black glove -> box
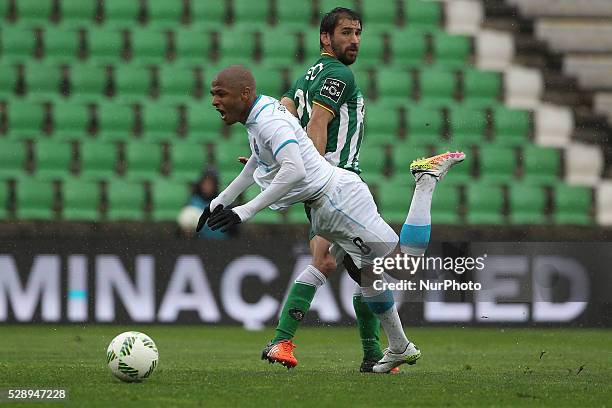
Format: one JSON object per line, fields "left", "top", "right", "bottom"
{"left": 196, "top": 204, "right": 223, "bottom": 232}
{"left": 207, "top": 207, "right": 242, "bottom": 232}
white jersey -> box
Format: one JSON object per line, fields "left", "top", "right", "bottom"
{"left": 245, "top": 95, "right": 335, "bottom": 210}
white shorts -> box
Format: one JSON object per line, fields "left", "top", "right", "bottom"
{"left": 309, "top": 169, "right": 399, "bottom": 268}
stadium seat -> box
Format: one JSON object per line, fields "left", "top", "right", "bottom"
{"left": 105, "top": 179, "right": 145, "bottom": 220}
{"left": 358, "top": 146, "right": 386, "bottom": 176}
{"left": 508, "top": 183, "right": 547, "bottom": 225}
{"left": 141, "top": 102, "right": 180, "bottom": 142}
{"left": 462, "top": 69, "right": 502, "bottom": 108}
{"left": 146, "top": 0, "right": 184, "bottom": 28}
{"left": 79, "top": 140, "right": 118, "bottom": 180}
{"left": 448, "top": 106, "right": 487, "bottom": 148}
{"left": 405, "top": 105, "right": 443, "bottom": 146}
{"left": 553, "top": 184, "right": 592, "bottom": 225}
{"left": 492, "top": 107, "right": 531, "bottom": 146}
{"left": 185, "top": 102, "right": 224, "bottom": 143}
{"left": 465, "top": 183, "right": 504, "bottom": 224}
{"left": 361, "top": 0, "right": 397, "bottom": 26}
{"left": 97, "top": 102, "right": 135, "bottom": 141}
{"left": 15, "top": 0, "right": 53, "bottom": 26}
{"left": 42, "top": 27, "right": 80, "bottom": 63}
{"left": 378, "top": 179, "right": 414, "bottom": 224}
{"left": 232, "top": 0, "right": 270, "bottom": 25}
{"left": 59, "top": 0, "right": 98, "bottom": 27}
{"left": 157, "top": 65, "right": 196, "bottom": 102}
{"left": 87, "top": 29, "right": 125, "bottom": 62}
{"left": 69, "top": 64, "right": 108, "bottom": 102}
{"left": 250, "top": 65, "right": 285, "bottom": 98}
{"left": 124, "top": 141, "right": 163, "bottom": 181}
{"left": 129, "top": 28, "right": 168, "bottom": 63}
{"left": 276, "top": 0, "right": 313, "bottom": 26}
{"left": 52, "top": 102, "right": 91, "bottom": 141}
{"left": 16, "top": 178, "right": 56, "bottom": 220}
{"left": 432, "top": 33, "right": 471, "bottom": 68}
{"left": 169, "top": 142, "right": 207, "bottom": 181}
{"left": 319, "top": 0, "right": 356, "bottom": 16}
{"left": 365, "top": 104, "right": 401, "bottom": 144}
{"left": 61, "top": 178, "right": 101, "bottom": 220}
{"left": 0, "top": 63, "right": 18, "bottom": 99}
{"left": 356, "top": 31, "right": 385, "bottom": 67}
{"left": 285, "top": 204, "right": 309, "bottom": 224}
{"left": 404, "top": 0, "right": 442, "bottom": 29}
{"left": 521, "top": 145, "right": 560, "bottom": 185}
{"left": 174, "top": 28, "right": 212, "bottom": 63}
{"left": 376, "top": 68, "right": 413, "bottom": 103}
{"left": 190, "top": 0, "right": 227, "bottom": 27}
{"left": 389, "top": 29, "right": 427, "bottom": 67}
{"left": 33, "top": 139, "right": 73, "bottom": 180}
{"left": 0, "top": 26, "right": 36, "bottom": 62}
{"left": 24, "top": 63, "right": 62, "bottom": 101}
{"left": 103, "top": 0, "right": 141, "bottom": 27}
{"left": 0, "top": 180, "right": 8, "bottom": 219}
{"left": 6, "top": 101, "right": 46, "bottom": 140}
{"left": 215, "top": 141, "right": 250, "bottom": 173}
{"left": 478, "top": 145, "right": 516, "bottom": 184}
{"left": 419, "top": 69, "right": 457, "bottom": 107}
{"left": 0, "top": 140, "right": 26, "bottom": 179}
{"left": 431, "top": 183, "right": 461, "bottom": 224}
{"left": 0, "top": 0, "right": 8, "bottom": 20}
{"left": 151, "top": 179, "right": 190, "bottom": 221}
{"left": 259, "top": 27, "right": 299, "bottom": 65}
{"left": 392, "top": 145, "right": 429, "bottom": 174}
{"left": 218, "top": 26, "right": 257, "bottom": 62}
{"left": 304, "top": 28, "right": 324, "bottom": 62}
{"left": 113, "top": 65, "right": 152, "bottom": 102}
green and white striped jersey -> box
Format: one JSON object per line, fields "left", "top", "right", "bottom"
{"left": 284, "top": 53, "right": 364, "bottom": 174}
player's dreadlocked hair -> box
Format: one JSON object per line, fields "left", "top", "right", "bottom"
{"left": 319, "top": 7, "right": 363, "bottom": 50}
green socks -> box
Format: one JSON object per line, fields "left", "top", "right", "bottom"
{"left": 353, "top": 294, "right": 384, "bottom": 361}
{"left": 272, "top": 282, "right": 317, "bottom": 343}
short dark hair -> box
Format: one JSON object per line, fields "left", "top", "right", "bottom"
{"left": 319, "top": 7, "right": 362, "bottom": 50}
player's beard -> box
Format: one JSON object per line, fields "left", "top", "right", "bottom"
{"left": 332, "top": 41, "right": 358, "bottom": 65}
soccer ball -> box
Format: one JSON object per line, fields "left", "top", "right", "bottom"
{"left": 106, "top": 331, "right": 159, "bottom": 382}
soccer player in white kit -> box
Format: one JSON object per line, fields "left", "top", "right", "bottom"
{"left": 197, "top": 66, "right": 465, "bottom": 373}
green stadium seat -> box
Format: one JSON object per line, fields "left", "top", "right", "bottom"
{"left": 431, "top": 183, "right": 460, "bottom": 224}
{"left": 0, "top": 63, "right": 18, "bottom": 99}
{"left": 276, "top": 0, "right": 313, "bottom": 26}
{"left": 389, "top": 29, "right": 427, "bottom": 67}
{"left": 33, "top": 139, "right": 73, "bottom": 180}
{"left": 405, "top": 105, "right": 443, "bottom": 146}
{"left": 157, "top": 65, "right": 196, "bottom": 102}
{"left": 185, "top": 101, "right": 224, "bottom": 143}
{"left": 0, "top": 180, "right": 8, "bottom": 219}
{"left": 432, "top": 33, "right": 471, "bottom": 68}
{"left": 103, "top": 0, "right": 141, "bottom": 27}
{"left": 233, "top": 0, "right": 270, "bottom": 25}
{"left": 354, "top": 31, "right": 384, "bottom": 67}
{"left": 304, "top": 28, "right": 323, "bottom": 61}
{"left": 215, "top": 141, "right": 250, "bottom": 173}
{"left": 146, "top": 0, "right": 183, "bottom": 28}
{"left": 87, "top": 28, "right": 124, "bottom": 62}
{"left": 391, "top": 145, "right": 429, "bottom": 174}
{"left": 169, "top": 142, "right": 207, "bottom": 181}
{"left": 16, "top": 178, "right": 55, "bottom": 220}
{"left": 105, "top": 179, "right": 145, "bottom": 220}
{"left": 61, "top": 177, "right": 101, "bottom": 220}
{"left": 130, "top": 28, "right": 168, "bottom": 63}
{"left": 42, "top": 27, "right": 80, "bottom": 63}
{"left": 465, "top": 183, "right": 504, "bottom": 225}
{"left": 358, "top": 146, "right": 386, "bottom": 176}
{"left": 250, "top": 65, "right": 286, "bottom": 98}
{"left": 141, "top": 102, "right": 179, "bottom": 142}
{"left": 52, "top": 102, "right": 91, "bottom": 140}
{"left": 59, "top": 0, "right": 98, "bottom": 27}
{"left": 553, "top": 184, "right": 592, "bottom": 225}
{"left": 522, "top": 145, "right": 560, "bottom": 185}
{"left": 97, "top": 102, "right": 135, "bottom": 141}
{"left": 376, "top": 68, "right": 413, "bottom": 103}
{"left": 378, "top": 179, "right": 414, "bottom": 224}
{"left": 174, "top": 28, "right": 212, "bottom": 63}
{"left": 69, "top": 64, "right": 108, "bottom": 102}
{"left": 250, "top": 207, "right": 282, "bottom": 224}
{"left": 259, "top": 27, "right": 299, "bottom": 65}
{"left": 448, "top": 106, "right": 487, "bottom": 148}
{"left": 0, "top": 140, "right": 26, "bottom": 179}
{"left": 113, "top": 65, "right": 152, "bottom": 102}
{"left": 24, "top": 63, "right": 62, "bottom": 101}
{"left": 361, "top": 0, "right": 397, "bottom": 25}
{"left": 0, "top": 26, "right": 36, "bottom": 62}
{"left": 508, "top": 183, "right": 547, "bottom": 225}
{"left": 0, "top": 0, "right": 8, "bottom": 20}
{"left": 124, "top": 141, "right": 163, "bottom": 181}
{"left": 6, "top": 101, "right": 46, "bottom": 140}
{"left": 319, "top": 0, "right": 356, "bottom": 16}
{"left": 79, "top": 140, "right": 118, "bottom": 180}
{"left": 16, "top": 0, "right": 53, "bottom": 26}
{"left": 218, "top": 26, "right": 257, "bottom": 62}
{"left": 419, "top": 69, "right": 457, "bottom": 107}
{"left": 492, "top": 107, "right": 530, "bottom": 146}
{"left": 462, "top": 69, "right": 501, "bottom": 108}
{"left": 365, "top": 103, "right": 401, "bottom": 139}
{"left": 190, "top": 0, "right": 227, "bottom": 27}
{"left": 478, "top": 145, "right": 516, "bottom": 184}
{"left": 405, "top": 0, "right": 442, "bottom": 29}
{"left": 151, "top": 179, "right": 190, "bottom": 221}
{"left": 285, "top": 204, "right": 308, "bottom": 224}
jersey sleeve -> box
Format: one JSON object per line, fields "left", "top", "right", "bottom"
{"left": 259, "top": 119, "right": 300, "bottom": 162}
{"left": 311, "top": 65, "right": 356, "bottom": 116}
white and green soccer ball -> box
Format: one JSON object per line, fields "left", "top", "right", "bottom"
{"left": 106, "top": 331, "right": 159, "bottom": 382}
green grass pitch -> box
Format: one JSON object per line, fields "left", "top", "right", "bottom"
{"left": 0, "top": 326, "right": 610, "bottom": 407}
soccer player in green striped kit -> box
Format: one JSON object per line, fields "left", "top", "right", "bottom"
{"left": 264, "top": 7, "right": 391, "bottom": 373}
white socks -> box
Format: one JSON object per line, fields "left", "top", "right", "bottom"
{"left": 295, "top": 265, "right": 326, "bottom": 288}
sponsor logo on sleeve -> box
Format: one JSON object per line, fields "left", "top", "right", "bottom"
{"left": 320, "top": 78, "right": 346, "bottom": 104}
